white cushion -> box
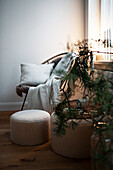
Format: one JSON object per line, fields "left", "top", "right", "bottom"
{"left": 52, "top": 52, "right": 76, "bottom": 78}
{"left": 20, "top": 63, "right": 54, "bottom": 85}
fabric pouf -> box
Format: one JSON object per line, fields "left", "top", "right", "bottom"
{"left": 10, "top": 110, "right": 50, "bottom": 146}
{"left": 50, "top": 113, "right": 93, "bottom": 158}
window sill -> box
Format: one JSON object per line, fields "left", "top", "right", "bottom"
{"left": 94, "top": 61, "right": 113, "bottom": 71}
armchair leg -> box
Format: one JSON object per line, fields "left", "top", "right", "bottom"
{"left": 21, "top": 93, "right": 28, "bottom": 111}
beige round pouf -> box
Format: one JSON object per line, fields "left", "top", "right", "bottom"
{"left": 10, "top": 110, "right": 50, "bottom": 146}
{"left": 50, "top": 113, "right": 93, "bottom": 158}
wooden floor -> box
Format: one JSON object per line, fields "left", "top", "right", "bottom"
{"left": 0, "top": 111, "right": 91, "bottom": 170}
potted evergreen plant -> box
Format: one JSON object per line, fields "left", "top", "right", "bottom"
{"left": 51, "top": 39, "right": 113, "bottom": 168}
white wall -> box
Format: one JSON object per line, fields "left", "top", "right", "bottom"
{"left": 0, "top": 0, "right": 85, "bottom": 110}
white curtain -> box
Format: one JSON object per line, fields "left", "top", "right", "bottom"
{"left": 101, "top": 0, "right": 113, "bottom": 60}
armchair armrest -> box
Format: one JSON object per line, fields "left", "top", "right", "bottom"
{"left": 16, "top": 85, "right": 30, "bottom": 97}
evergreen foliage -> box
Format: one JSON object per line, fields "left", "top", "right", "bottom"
{"left": 54, "top": 40, "right": 113, "bottom": 167}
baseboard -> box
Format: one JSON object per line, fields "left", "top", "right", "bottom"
{"left": 0, "top": 102, "right": 28, "bottom": 111}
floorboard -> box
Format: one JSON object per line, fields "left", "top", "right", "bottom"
{"left": 0, "top": 111, "right": 91, "bottom": 170}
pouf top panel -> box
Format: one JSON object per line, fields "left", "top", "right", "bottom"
{"left": 11, "top": 110, "right": 50, "bottom": 122}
